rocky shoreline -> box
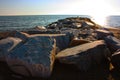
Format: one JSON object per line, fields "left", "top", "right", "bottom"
{"left": 0, "top": 17, "right": 120, "bottom": 80}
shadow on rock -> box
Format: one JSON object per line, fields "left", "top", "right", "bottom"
{"left": 110, "top": 68, "right": 120, "bottom": 80}
{"left": 50, "top": 60, "right": 110, "bottom": 80}
{"left": 0, "top": 59, "right": 110, "bottom": 80}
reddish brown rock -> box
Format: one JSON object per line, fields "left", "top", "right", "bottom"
{"left": 56, "top": 40, "right": 111, "bottom": 71}
{"left": 69, "top": 38, "right": 90, "bottom": 47}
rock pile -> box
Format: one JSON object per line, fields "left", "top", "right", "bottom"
{"left": 0, "top": 17, "right": 120, "bottom": 79}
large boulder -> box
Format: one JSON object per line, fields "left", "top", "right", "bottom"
{"left": 6, "top": 35, "right": 56, "bottom": 78}
{"left": 56, "top": 40, "right": 111, "bottom": 71}
{"left": 104, "top": 36, "right": 120, "bottom": 53}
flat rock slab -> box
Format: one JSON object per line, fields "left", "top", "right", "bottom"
{"left": 56, "top": 40, "right": 111, "bottom": 71}
{"left": 69, "top": 38, "right": 90, "bottom": 47}
{"left": 6, "top": 36, "right": 56, "bottom": 78}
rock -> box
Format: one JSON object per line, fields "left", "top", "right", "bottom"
{"left": 104, "top": 36, "right": 120, "bottom": 53}
{"left": 106, "top": 27, "right": 120, "bottom": 39}
{"left": 111, "top": 49, "right": 120, "bottom": 70}
{"left": 23, "top": 29, "right": 60, "bottom": 35}
{"left": 13, "top": 31, "right": 30, "bottom": 41}
{"left": 55, "top": 33, "right": 73, "bottom": 51}
{"left": 46, "top": 17, "right": 100, "bottom": 30}
{"left": 0, "top": 31, "right": 16, "bottom": 39}
{"left": 60, "top": 28, "right": 96, "bottom": 42}
{"left": 56, "top": 40, "right": 111, "bottom": 71}
{"left": 0, "top": 31, "right": 29, "bottom": 41}
{"left": 72, "top": 22, "right": 82, "bottom": 28}
{"left": 60, "top": 28, "right": 80, "bottom": 37}
{"left": 6, "top": 36, "right": 56, "bottom": 78}
{"left": 34, "top": 26, "right": 46, "bottom": 30}
{"left": 0, "top": 37, "right": 22, "bottom": 61}
{"left": 94, "top": 29, "right": 114, "bottom": 39}
{"left": 78, "top": 29, "right": 94, "bottom": 38}
{"left": 47, "top": 22, "right": 58, "bottom": 29}
{"left": 69, "top": 38, "right": 90, "bottom": 47}
{"left": 29, "top": 34, "right": 73, "bottom": 52}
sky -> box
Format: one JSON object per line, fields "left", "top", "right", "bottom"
{"left": 0, "top": 0, "right": 120, "bottom": 16}
{"left": 0, "top": 0, "right": 120, "bottom": 25}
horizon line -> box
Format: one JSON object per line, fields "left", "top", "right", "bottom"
{"left": 0, "top": 14, "right": 120, "bottom": 16}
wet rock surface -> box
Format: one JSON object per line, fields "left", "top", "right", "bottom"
{"left": 0, "top": 17, "right": 120, "bottom": 80}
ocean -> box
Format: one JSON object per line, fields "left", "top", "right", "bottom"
{"left": 105, "top": 16, "right": 120, "bottom": 27}
{"left": 0, "top": 15, "right": 120, "bottom": 30}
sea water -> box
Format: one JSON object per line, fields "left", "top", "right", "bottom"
{"left": 0, "top": 15, "right": 120, "bottom": 30}
{"left": 105, "top": 16, "right": 120, "bottom": 27}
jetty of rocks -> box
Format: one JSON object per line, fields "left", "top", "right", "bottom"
{"left": 0, "top": 17, "right": 120, "bottom": 80}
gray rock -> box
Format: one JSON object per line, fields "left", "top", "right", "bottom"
{"left": 0, "top": 31, "right": 29, "bottom": 41}
{"left": 0, "top": 37, "right": 22, "bottom": 61}
{"left": 29, "top": 34, "right": 73, "bottom": 52}
{"left": 46, "top": 17, "right": 98, "bottom": 30}
{"left": 13, "top": 31, "right": 29, "bottom": 41}
{"left": 54, "top": 33, "right": 72, "bottom": 51}
{"left": 34, "top": 26, "right": 46, "bottom": 30}
{"left": 60, "top": 28, "right": 80, "bottom": 37}
{"left": 94, "top": 29, "right": 114, "bottom": 39}
{"left": 6, "top": 36, "right": 56, "bottom": 78}
{"left": 23, "top": 29, "right": 60, "bottom": 35}
{"left": 104, "top": 36, "right": 120, "bottom": 53}
{"left": 56, "top": 40, "right": 111, "bottom": 71}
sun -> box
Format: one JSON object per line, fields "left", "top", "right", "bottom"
{"left": 91, "top": 14, "right": 107, "bottom": 26}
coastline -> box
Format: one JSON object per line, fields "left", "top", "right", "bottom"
{"left": 0, "top": 17, "right": 120, "bottom": 80}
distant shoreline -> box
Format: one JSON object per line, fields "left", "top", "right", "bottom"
{"left": 0, "top": 14, "right": 120, "bottom": 17}
{"left": 0, "top": 15, "right": 120, "bottom": 30}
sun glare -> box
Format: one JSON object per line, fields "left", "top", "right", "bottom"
{"left": 85, "top": 0, "right": 114, "bottom": 26}
{"left": 49, "top": 0, "right": 116, "bottom": 26}
{"left": 91, "top": 14, "right": 107, "bottom": 26}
